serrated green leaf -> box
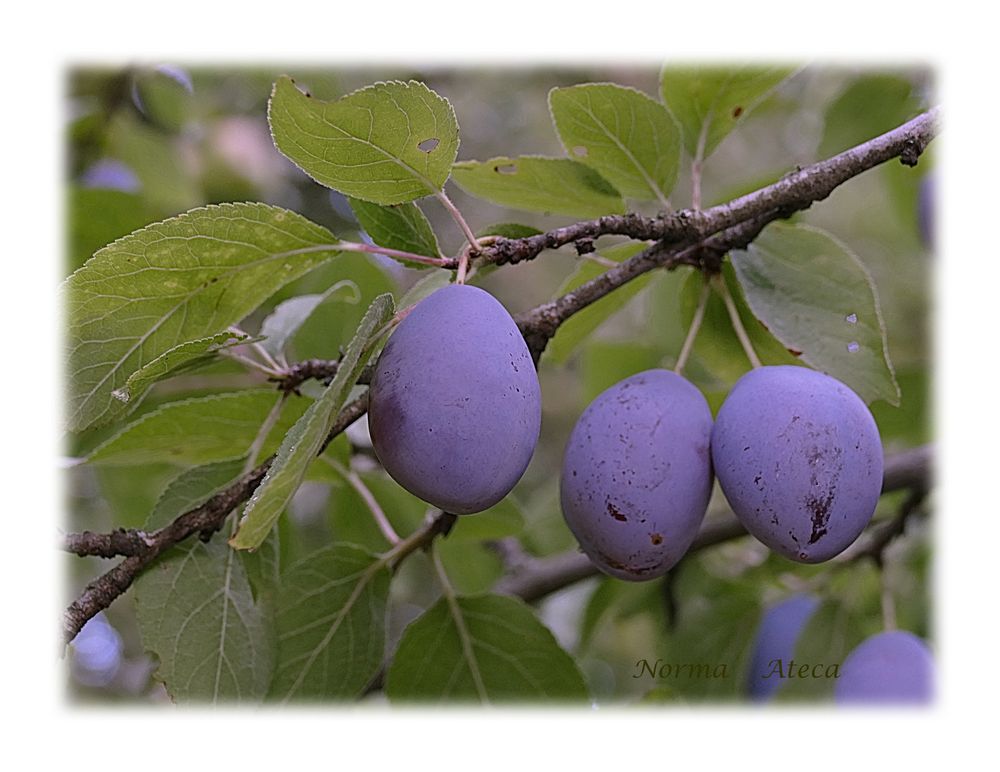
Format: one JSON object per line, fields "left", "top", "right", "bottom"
{"left": 386, "top": 593, "right": 589, "bottom": 703}
{"left": 269, "top": 77, "right": 459, "bottom": 205}
{"left": 110, "top": 331, "right": 246, "bottom": 407}
{"left": 65, "top": 202, "right": 342, "bottom": 432}
{"left": 547, "top": 242, "right": 651, "bottom": 363}
{"left": 660, "top": 66, "right": 794, "bottom": 158}
{"left": 731, "top": 223, "right": 900, "bottom": 405}
{"left": 269, "top": 543, "right": 390, "bottom": 701}
{"left": 452, "top": 156, "right": 624, "bottom": 218}
{"left": 231, "top": 295, "right": 394, "bottom": 551}
{"left": 134, "top": 460, "right": 275, "bottom": 703}
{"left": 348, "top": 198, "right": 441, "bottom": 261}
{"left": 549, "top": 83, "right": 681, "bottom": 204}
{"left": 86, "top": 390, "right": 309, "bottom": 467}
{"left": 259, "top": 280, "right": 360, "bottom": 358}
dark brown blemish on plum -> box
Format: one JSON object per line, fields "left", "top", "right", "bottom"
{"left": 606, "top": 501, "right": 627, "bottom": 522}
{"left": 805, "top": 489, "right": 834, "bottom": 544}
{"left": 649, "top": 533, "right": 663, "bottom": 545}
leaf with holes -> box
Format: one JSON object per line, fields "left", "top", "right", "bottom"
{"left": 548, "top": 242, "right": 652, "bottom": 363}
{"left": 268, "top": 543, "right": 390, "bottom": 701}
{"left": 134, "top": 460, "right": 275, "bottom": 703}
{"left": 731, "top": 223, "right": 900, "bottom": 405}
{"left": 386, "top": 593, "right": 589, "bottom": 702}
{"left": 85, "top": 390, "right": 309, "bottom": 467}
{"left": 111, "top": 331, "right": 247, "bottom": 407}
{"left": 660, "top": 66, "right": 794, "bottom": 158}
{"left": 64, "top": 202, "right": 341, "bottom": 432}
{"left": 549, "top": 83, "right": 681, "bottom": 204}
{"left": 452, "top": 156, "right": 624, "bottom": 218}
{"left": 230, "top": 294, "right": 394, "bottom": 551}
{"left": 259, "top": 281, "right": 360, "bottom": 359}
{"left": 348, "top": 198, "right": 441, "bottom": 262}
{"left": 269, "top": 77, "right": 459, "bottom": 205}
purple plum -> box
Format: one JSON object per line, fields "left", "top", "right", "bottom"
{"left": 712, "top": 366, "right": 883, "bottom": 563}
{"left": 368, "top": 284, "right": 540, "bottom": 514}
{"left": 835, "top": 630, "right": 934, "bottom": 705}
{"left": 560, "top": 370, "right": 714, "bottom": 581}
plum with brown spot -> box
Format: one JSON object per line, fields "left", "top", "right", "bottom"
{"left": 711, "top": 366, "right": 882, "bottom": 563}
{"left": 560, "top": 370, "right": 714, "bottom": 581}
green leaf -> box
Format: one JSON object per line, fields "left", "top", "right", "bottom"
{"left": 269, "top": 77, "right": 459, "bottom": 205}
{"left": 86, "top": 390, "right": 308, "bottom": 467}
{"left": 731, "top": 223, "right": 900, "bottom": 405}
{"left": 269, "top": 543, "right": 390, "bottom": 701}
{"left": 230, "top": 295, "right": 395, "bottom": 551}
{"left": 659, "top": 66, "right": 793, "bottom": 158}
{"left": 110, "top": 331, "right": 247, "bottom": 407}
{"left": 549, "top": 83, "right": 681, "bottom": 203}
{"left": 68, "top": 187, "right": 152, "bottom": 274}
{"left": 65, "top": 202, "right": 341, "bottom": 432}
{"left": 547, "top": 242, "right": 651, "bottom": 363}
{"left": 134, "top": 461, "right": 275, "bottom": 703}
{"left": 348, "top": 198, "right": 441, "bottom": 261}
{"left": 819, "top": 74, "right": 923, "bottom": 158}
{"left": 258, "top": 280, "right": 360, "bottom": 358}
{"left": 452, "top": 156, "right": 624, "bottom": 218}
{"left": 386, "top": 593, "right": 589, "bottom": 703}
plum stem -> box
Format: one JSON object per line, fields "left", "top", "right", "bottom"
{"left": 713, "top": 273, "right": 762, "bottom": 368}
{"left": 674, "top": 277, "right": 711, "bottom": 375}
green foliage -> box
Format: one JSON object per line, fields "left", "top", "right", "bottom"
{"left": 659, "top": 66, "right": 793, "bottom": 158}
{"left": 67, "top": 187, "right": 152, "bottom": 273}
{"left": 269, "top": 77, "right": 459, "bottom": 204}
{"left": 134, "top": 461, "right": 275, "bottom": 703}
{"left": 452, "top": 156, "right": 625, "bottom": 217}
{"left": 269, "top": 544, "right": 390, "bottom": 701}
{"left": 549, "top": 83, "right": 681, "bottom": 203}
{"left": 386, "top": 593, "right": 589, "bottom": 702}
{"left": 348, "top": 198, "right": 442, "bottom": 260}
{"left": 231, "top": 295, "right": 394, "bottom": 550}
{"left": 732, "top": 222, "right": 900, "bottom": 405}
{"left": 64, "top": 202, "right": 341, "bottom": 432}
{"left": 85, "top": 391, "right": 308, "bottom": 467}
{"left": 258, "top": 281, "right": 360, "bottom": 359}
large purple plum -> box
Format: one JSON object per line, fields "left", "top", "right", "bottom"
{"left": 560, "top": 370, "right": 714, "bottom": 581}
{"left": 711, "top": 366, "right": 883, "bottom": 563}
{"left": 835, "top": 630, "right": 934, "bottom": 705}
{"left": 746, "top": 594, "right": 820, "bottom": 702}
{"left": 368, "top": 284, "right": 541, "bottom": 515}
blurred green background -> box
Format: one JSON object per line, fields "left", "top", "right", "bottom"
{"left": 64, "top": 63, "right": 934, "bottom": 704}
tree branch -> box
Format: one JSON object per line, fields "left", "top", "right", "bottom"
{"left": 493, "top": 444, "right": 933, "bottom": 604}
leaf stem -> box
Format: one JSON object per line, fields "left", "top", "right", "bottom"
{"left": 219, "top": 349, "right": 284, "bottom": 378}
{"left": 674, "top": 278, "right": 711, "bottom": 375}
{"left": 712, "top": 273, "right": 762, "bottom": 369}
{"left": 436, "top": 189, "right": 481, "bottom": 253}
{"left": 337, "top": 241, "right": 452, "bottom": 268}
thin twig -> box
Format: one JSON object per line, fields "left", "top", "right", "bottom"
{"left": 713, "top": 273, "right": 762, "bottom": 369}
{"left": 674, "top": 277, "right": 711, "bottom": 375}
